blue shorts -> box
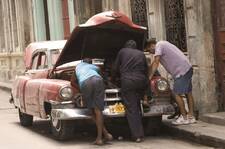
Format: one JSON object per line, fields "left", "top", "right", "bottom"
{"left": 81, "top": 76, "right": 105, "bottom": 111}
{"left": 173, "top": 68, "right": 193, "bottom": 94}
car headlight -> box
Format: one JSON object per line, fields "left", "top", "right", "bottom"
{"left": 59, "top": 86, "right": 73, "bottom": 100}
{"left": 157, "top": 79, "right": 169, "bottom": 91}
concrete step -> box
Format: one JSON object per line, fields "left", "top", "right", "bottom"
{"left": 163, "top": 119, "right": 225, "bottom": 148}
{"left": 201, "top": 112, "right": 225, "bottom": 126}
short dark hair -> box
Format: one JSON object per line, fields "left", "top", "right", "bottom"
{"left": 124, "top": 40, "right": 137, "bottom": 49}
{"left": 83, "top": 58, "right": 92, "bottom": 64}
{"left": 145, "top": 38, "right": 157, "bottom": 48}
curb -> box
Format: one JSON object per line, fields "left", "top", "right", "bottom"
{"left": 201, "top": 113, "right": 225, "bottom": 126}
{"left": 162, "top": 120, "right": 225, "bottom": 148}
{"left": 0, "top": 84, "right": 12, "bottom": 93}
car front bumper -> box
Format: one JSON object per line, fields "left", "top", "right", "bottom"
{"left": 51, "top": 102, "right": 175, "bottom": 120}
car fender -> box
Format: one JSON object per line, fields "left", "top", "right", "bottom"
{"left": 25, "top": 79, "right": 78, "bottom": 118}
{"left": 11, "top": 76, "right": 31, "bottom": 113}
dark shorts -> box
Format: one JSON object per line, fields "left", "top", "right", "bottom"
{"left": 173, "top": 68, "right": 193, "bottom": 94}
{"left": 80, "top": 76, "right": 105, "bottom": 111}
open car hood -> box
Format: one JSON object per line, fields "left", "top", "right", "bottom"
{"left": 54, "top": 11, "right": 147, "bottom": 69}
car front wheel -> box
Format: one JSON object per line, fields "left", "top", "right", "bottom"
{"left": 50, "top": 116, "right": 75, "bottom": 140}
{"left": 19, "top": 109, "right": 33, "bottom": 126}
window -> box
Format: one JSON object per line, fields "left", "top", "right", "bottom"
{"left": 46, "top": 0, "right": 64, "bottom": 40}
{"left": 32, "top": 0, "right": 50, "bottom": 41}
{"left": 74, "top": 0, "right": 102, "bottom": 24}
{"left": 0, "top": 0, "right": 5, "bottom": 52}
{"left": 38, "top": 52, "right": 47, "bottom": 69}
{"left": 164, "top": 0, "right": 187, "bottom": 52}
{"left": 31, "top": 54, "right": 39, "bottom": 70}
{"left": 31, "top": 52, "right": 47, "bottom": 70}
{"left": 130, "top": 0, "right": 148, "bottom": 27}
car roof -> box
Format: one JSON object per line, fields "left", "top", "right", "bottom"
{"left": 24, "top": 40, "right": 67, "bottom": 70}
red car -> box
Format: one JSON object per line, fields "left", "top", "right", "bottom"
{"left": 11, "top": 11, "right": 174, "bottom": 140}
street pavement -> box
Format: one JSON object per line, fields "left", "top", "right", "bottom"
{"left": 0, "top": 89, "right": 214, "bottom": 149}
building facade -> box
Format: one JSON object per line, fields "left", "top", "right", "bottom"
{"left": 0, "top": 0, "right": 133, "bottom": 83}
{"left": 0, "top": 0, "right": 224, "bottom": 115}
{"left": 0, "top": 0, "right": 34, "bottom": 82}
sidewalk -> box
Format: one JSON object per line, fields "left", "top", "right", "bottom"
{"left": 163, "top": 116, "right": 225, "bottom": 148}
{"left": 0, "top": 81, "right": 225, "bottom": 148}
{"left": 0, "top": 81, "right": 12, "bottom": 92}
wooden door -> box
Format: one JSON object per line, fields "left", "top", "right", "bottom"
{"left": 213, "top": 0, "right": 225, "bottom": 110}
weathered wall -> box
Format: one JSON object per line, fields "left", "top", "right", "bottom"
{"left": 0, "top": 0, "right": 34, "bottom": 82}
{"left": 0, "top": 53, "right": 24, "bottom": 81}
{"left": 184, "top": 0, "right": 218, "bottom": 114}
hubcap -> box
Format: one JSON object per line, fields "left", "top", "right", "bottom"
{"left": 51, "top": 116, "right": 62, "bottom": 132}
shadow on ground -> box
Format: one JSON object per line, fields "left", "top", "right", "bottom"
{"left": 12, "top": 118, "right": 138, "bottom": 144}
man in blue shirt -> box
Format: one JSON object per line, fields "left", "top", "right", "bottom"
{"left": 72, "top": 58, "right": 112, "bottom": 145}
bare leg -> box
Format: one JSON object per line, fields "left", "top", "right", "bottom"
{"left": 91, "top": 110, "right": 113, "bottom": 141}
{"left": 175, "top": 94, "right": 187, "bottom": 116}
{"left": 92, "top": 108, "right": 103, "bottom": 145}
{"left": 186, "top": 92, "right": 194, "bottom": 116}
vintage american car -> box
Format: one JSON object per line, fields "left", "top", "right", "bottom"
{"left": 11, "top": 11, "right": 174, "bottom": 140}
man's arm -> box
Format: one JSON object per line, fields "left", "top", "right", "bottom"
{"left": 149, "top": 56, "right": 160, "bottom": 80}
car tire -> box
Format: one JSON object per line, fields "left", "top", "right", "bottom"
{"left": 50, "top": 116, "right": 75, "bottom": 141}
{"left": 19, "top": 109, "right": 33, "bottom": 126}
{"left": 143, "top": 115, "right": 162, "bottom": 136}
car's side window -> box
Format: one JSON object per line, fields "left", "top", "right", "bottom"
{"left": 37, "top": 52, "right": 47, "bottom": 69}
{"left": 31, "top": 54, "right": 39, "bottom": 70}
{"left": 31, "top": 51, "right": 47, "bottom": 70}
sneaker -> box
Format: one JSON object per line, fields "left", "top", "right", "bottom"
{"left": 188, "top": 115, "right": 197, "bottom": 124}
{"left": 172, "top": 115, "right": 189, "bottom": 125}
{"left": 167, "top": 112, "right": 180, "bottom": 119}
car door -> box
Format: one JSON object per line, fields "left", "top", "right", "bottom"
{"left": 24, "top": 50, "right": 49, "bottom": 117}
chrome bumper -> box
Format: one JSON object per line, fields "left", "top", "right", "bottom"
{"left": 143, "top": 103, "right": 175, "bottom": 117}
{"left": 51, "top": 108, "right": 126, "bottom": 120}
{"left": 51, "top": 109, "right": 92, "bottom": 120}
